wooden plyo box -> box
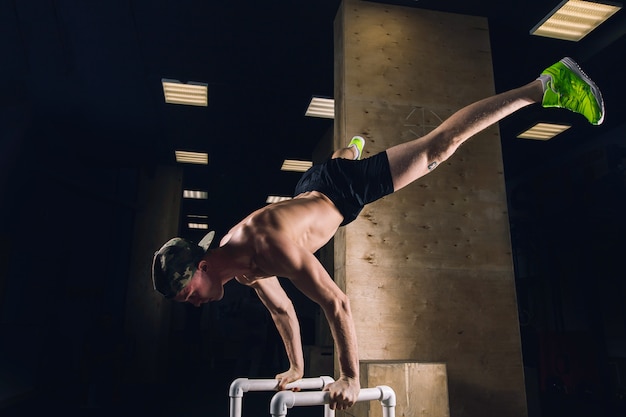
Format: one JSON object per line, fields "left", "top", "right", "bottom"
{"left": 340, "top": 361, "right": 450, "bottom": 417}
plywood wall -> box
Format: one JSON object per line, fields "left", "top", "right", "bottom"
{"left": 333, "top": 1, "right": 527, "bottom": 416}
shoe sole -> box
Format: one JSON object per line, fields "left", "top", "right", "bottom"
{"left": 560, "top": 57, "right": 605, "bottom": 125}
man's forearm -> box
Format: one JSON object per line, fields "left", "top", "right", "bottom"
{"left": 252, "top": 278, "right": 305, "bottom": 378}
{"left": 323, "top": 296, "right": 359, "bottom": 380}
{"left": 271, "top": 303, "right": 305, "bottom": 373}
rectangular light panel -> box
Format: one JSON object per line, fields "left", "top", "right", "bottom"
{"left": 531, "top": 0, "right": 622, "bottom": 41}
{"left": 176, "top": 150, "right": 208, "bottom": 165}
{"left": 517, "top": 123, "right": 571, "bottom": 140}
{"left": 281, "top": 159, "right": 312, "bottom": 172}
{"left": 183, "top": 190, "right": 209, "bottom": 199}
{"left": 266, "top": 196, "right": 292, "bottom": 204}
{"left": 187, "top": 214, "right": 209, "bottom": 219}
{"left": 162, "top": 79, "right": 208, "bottom": 106}
{"left": 305, "top": 97, "right": 334, "bottom": 119}
{"left": 188, "top": 223, "right": 209, "bottom": 229}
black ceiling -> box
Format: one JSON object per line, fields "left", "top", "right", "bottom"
{"left": 2, "top": 0, "right": 625, "bottom": 236}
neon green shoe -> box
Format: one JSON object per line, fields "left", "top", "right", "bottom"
{"left": 348, "top": 136, "right": 365, "bottom": 160}
{"left": 539, "top": 57, "right": 604, "bottom": 125}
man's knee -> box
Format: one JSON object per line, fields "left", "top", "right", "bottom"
{"left": 426, "top": 134, "right": 457, "bottom": 168}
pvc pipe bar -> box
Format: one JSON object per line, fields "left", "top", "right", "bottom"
{"left": 229, "top": 377, "right": 335, "bottom": 417}
{"left": 269, "top": 385, "right": 397, "bottom": 417}
{"left": 230, "top": 376, "right": 335, "bottom": 397}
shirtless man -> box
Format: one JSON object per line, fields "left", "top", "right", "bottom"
{"left": 152, "top": 58, "right": 604, "bottom": 410}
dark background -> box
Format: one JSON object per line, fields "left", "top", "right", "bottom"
{"left": 1, "top": 1, "right": 625, "bottom": 416}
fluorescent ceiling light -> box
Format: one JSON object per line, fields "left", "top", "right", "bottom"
{"left": 188, "top": 223, "right": 209, "bottom": 229}
{"left": 517, "top": 123, "right": 571, "bottom": 140}
{"left": 162, "top": 79, "right": 208, "bottom": 106}
{"left": 266, "top": 196, "right": 292, "bottom": 204}
{"left": 281, "top": 159, "right": 312, "bottom": 172}
{"left": 176, "top": 150, "right": 208, "bottom": 165}
{"left": 183, "top": 190, "right": 209, "bottom": 199}
{"left": 187, "top": 214, "right": 209, "bottom": 219}
{"left": 306, "top": 97, "right": 334, "bottom": 119}
{"left": 530, "top": 0, "right": 622, "bottom": 41}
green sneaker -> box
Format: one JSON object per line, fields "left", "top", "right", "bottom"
{"left": 540, "top": 57, "right": 604, "bottom": 125}
{"left": 348, "top": 136, "right": 365, "bottom": 160}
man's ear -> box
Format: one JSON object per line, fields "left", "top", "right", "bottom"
{"left": 198, "top": 260, "right": 209, "bottom": 272}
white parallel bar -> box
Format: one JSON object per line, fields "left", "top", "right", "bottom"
{"left": 229, "top": 377, "right": 335, "bottom": 417}
{"left": 269, "top": 385, "right": 396, "bottom": 417}
{"left": 230, "top": 376, "right": 335, "bottom": 397}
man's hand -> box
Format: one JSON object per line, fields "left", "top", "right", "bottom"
{"left": 275, "top": 367, "right": 304, "bottom": 391}
{"left": 323, "top": 376, "right": 361, "bottom": 410}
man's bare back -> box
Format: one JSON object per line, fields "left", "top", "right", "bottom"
{"left": 220, "top": 191, "right": 345, "bottom": 282}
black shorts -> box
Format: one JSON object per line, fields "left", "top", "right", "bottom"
{"left": 294, "top": 151, "right": 395, "bottom": 226}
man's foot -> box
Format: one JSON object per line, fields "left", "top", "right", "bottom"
{"left": 538, "top": 57, "right": 604, "bottom": 125}
{"left": 348, "top": 136, "right": 365, "bottom": 160}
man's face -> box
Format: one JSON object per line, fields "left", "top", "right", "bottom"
{"left": 173, "top": 267, "right": 224, "bottom": 306}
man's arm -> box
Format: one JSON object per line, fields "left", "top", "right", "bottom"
{"left": 251, "top": 276, "right": 305, "bottom": 389}
{"left": 255, "top": 237, "right": 361, "bottom": 410}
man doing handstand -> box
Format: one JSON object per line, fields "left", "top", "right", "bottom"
{"left": 152, "top": 58, "right": 604, "bottom": 410}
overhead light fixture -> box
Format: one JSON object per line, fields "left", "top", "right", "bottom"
{"left": 305, "top": 97, "right": 334, "bottom": 119}
{"left": 530, "top": 0, "right": 622, "bottom": 41}
{"left": 187, "top": 214, "right": 209, "bottom": 219}
{"left": 517, "top": 122, "right": 571, "bottom": 140}
{"left": 183, "top": 190, "right": 209, "bottom": 199}
{"left": 162, "top": 79, "right": 208, "bottom": 106}
{"left": 281, "top": 159, "right": 312, "bottom": 172}
{"left": 266, "top": 196, "right": 292, "bottom": 204}
{"left": 188, "top": 223, "right": 209, "bottom": 230}
{"left": 175, "top": 150, "right": 208, "bottom": 165}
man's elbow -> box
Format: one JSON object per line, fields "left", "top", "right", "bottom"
{"left": 269, "top": 299, "right": 297, "bottom": 318}
{"left": 322, "top": 293, "right": 352, "bottom": 318}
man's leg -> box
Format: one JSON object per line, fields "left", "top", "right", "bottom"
{"left": 387, "top": 55, "right": 605, "bottom": 191}
{"left": 386, "top": 80, "right": 543, "bottom": 191}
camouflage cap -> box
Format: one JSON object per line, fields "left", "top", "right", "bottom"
{"left": 151, "top": 231, "right": 215, "bottom": 299}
